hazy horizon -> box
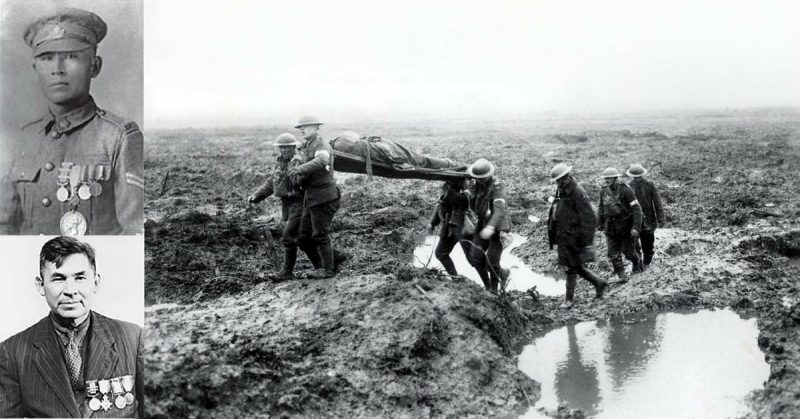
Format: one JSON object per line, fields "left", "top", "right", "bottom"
{"left": 145, "top": 0, "right": 800, "bottom": 129}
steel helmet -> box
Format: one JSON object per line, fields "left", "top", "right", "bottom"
{"left": 294, "top": 116, "right": 323, "bottom": 129}
{"left": 626, "top": 163, "right": 648, "bottom": 177}
{"left": 273, "top": 133, "right": 298, "bottom": 147}
{"left": 600, "top": 167, "right": 622, "bottom": 178}
{"left": 467, "top": 158, "right": 495, "bottom": 179}
{"left": 549, "top": 163, "right": 572, "bottom": 182}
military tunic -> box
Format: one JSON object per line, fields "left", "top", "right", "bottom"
{"left": 430, "top": 180, "right": 472, "bottom": 276}
{"left": 629, "top": 177, "right": 665, "bottom": 265}
{"left": 251, "top": 153, "right": 304, "bottom": 248}
{"left": 598, "top": 182, "right": 643, "bottom": 272}
{"left": 468, "top": 178, "right": 510, "bottom": 290}
{"left": 0, "top": 98, "right": 143, "bottom": 235}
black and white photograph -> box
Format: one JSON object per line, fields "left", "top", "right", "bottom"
{"left": 0, "top": 235, "right": 144, "bottom": 418}
{"left": 141, "top": 1, "right": 799, "bottom": 418}
{"left": 0, "top": 0, "right": 144, "bottom": 236}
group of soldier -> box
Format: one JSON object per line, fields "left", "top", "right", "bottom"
{"left": 248, "top": 119, "right": 665, "bottom": 309}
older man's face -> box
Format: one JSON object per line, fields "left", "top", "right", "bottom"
{"left": 604, "top": 177, "right": 617, "bottom": 187}
{"left": 298, "top": 124, "right": 319, "bottom": 140}
{"left": 36, "top": 253, "right": 99, "bottom": 322}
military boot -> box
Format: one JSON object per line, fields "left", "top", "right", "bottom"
{"left": 477, "top": 269, "right": 491, "bottom": 290}
{"left": 632, "top": 257, "right": 644, "bottom": 274}
{"left": 333, "top": 248, "right": 350, "bottom": 270}
{"left": 615, "top": 266, "right": 629, "bottom": 283}
{"left": 307, "top": 243, "right": 335, "bottom": 279}
{"left": 577, "top": 266, "right": 608, "bottom": 299}
{"left": 499, "top": 267, "right": 511, "bottom": 291}
{"left": 268, "top": 247, "right": 297, "bottom": 282}
{"left": 299, "top": 243, "right": 322, "bottom": 273}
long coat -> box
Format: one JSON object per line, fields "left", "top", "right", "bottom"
{"left": 549, "top": 177, "right": 597, "bottom": 267}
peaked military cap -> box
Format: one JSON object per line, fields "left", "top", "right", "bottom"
{"left": 24, "top": 8, "right": 107, "bottom": 56}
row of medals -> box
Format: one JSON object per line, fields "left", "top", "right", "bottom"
{"left": 85, "top": 375, "right": 135, "bottom": 412}
{"left": 57, "top": 163, "right": 108, "bottom": 236}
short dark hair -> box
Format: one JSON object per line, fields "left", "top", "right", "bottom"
{"left": 39, "top": 236, "right": 97, "bottom": 277}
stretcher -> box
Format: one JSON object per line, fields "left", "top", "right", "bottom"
{"left": 330, "top": 131, "right": 470, "bottom": 181}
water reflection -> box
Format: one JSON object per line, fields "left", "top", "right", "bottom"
{"left": 413, "top": 234, "right": 564, "bottom": 296}
{"left": 518, "top": 309, "right": 769, "bottom": 419}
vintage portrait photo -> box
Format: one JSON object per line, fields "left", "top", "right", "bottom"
{"left": 0, "top": 0, "right": 143, "bottom": 236}
{"left": 0, "top": 235, "right": 144, "bottom": 418}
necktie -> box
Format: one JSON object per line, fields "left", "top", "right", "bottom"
{"left": 65, "top": 331, "right": 82, "bottom": 386}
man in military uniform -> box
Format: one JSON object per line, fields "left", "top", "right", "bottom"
{"left": 597, "top": 167, "right": 644, "bottom": 283}
{"left": 466, "top": 158, "right": 510, "bottom": 294}
{"left": 0, "top": 236, "right": 143, "bottom": 418}
{"left": 547, "top": 164, "right": 607, "bottom": 308}
{"left": 248, "top": 133, "right": 306, "bottom": 281}
{"left": 626, "top": 163, "right": 665, "bottom": 268}
{"left": 429, "top": 178, "right": 472, "bottom": 276}
{"left": 0, "top": 8, "right": 143, "bottom": 236}
{"left": 287, "top": 116, "right": 341, "bottom": 279}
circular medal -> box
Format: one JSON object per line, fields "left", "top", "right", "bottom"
{"left": 115, "top": 395, "right": 126, "bottom": 409}
{"left": 60, "top": 211, "right": 87, "bottom": 236}
{"left": 88, "top": 397, "right": 101, "bottom": 411}
{"left": 90, "top": 181, "right": 103, "bottom": 197}
{"left": 125, "top": 392, "right": 135, "bottom": 406}
{"left": 56, "top": 186, "right": 70, "bottom": 202}
{"left": 78, "top": 183, "right": 92, "bottom": 200}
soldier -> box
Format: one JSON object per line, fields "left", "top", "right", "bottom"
{"left": 626, "top": 163, "right": 665, "bottom": 268}
{"left": 429, "top": 178, "right": 472, "bottom": 276}
{"left": 0, "top": 8, "right": 143, "bottom": 236}
{"left": 547, "top": 163, "right": 607, "bottom": 308}
{"left": 597, "top": 167, "right": 644, "bottom": 283}
{"left": 287, "top": 116, "right": 341, "bottom": 279}
{"left": 247, "top": 133, "right": 305, "bottom": 281}
{"left": 466, "top": 158, "right": 510, "bottom": 293}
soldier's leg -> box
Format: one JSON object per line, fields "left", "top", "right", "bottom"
{"left": 434, "top": 234, "right": 459, "bottom": 275}
{"left": 562, "top": 267, "right": 578, "bottom": 307}
{"left": 606, "top": 234, "right": 628, "bottom": 282}
{"left": 486, "top": 235, "right": 504, "bottom": 293}
{"left": 270, "top": 203, "right": 303, "bottom": 279}
{"left": 641, "top": 229, "right": 656, "bottom": 266}
{"left": 575, "top": 265, "right": 607, "bottom": 298}
{"left": 622, "top": 236, "right": 643, "bottom": 273}
{"left": 309, "top": 199, "right": 340, "bottom": 277}
{"left": 468, "top": 237, "right": 491, "bottom": 290}
{"left": 296, "top": 207, "right": 321, "bottom": 269}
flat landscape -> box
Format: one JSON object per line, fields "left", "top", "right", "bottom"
{"left": 143, "top": 109, "right": 800, "bottom": 418}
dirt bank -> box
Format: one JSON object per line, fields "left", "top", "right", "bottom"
{"left": 145, "top": 110, "right": 799, "bottom": 418}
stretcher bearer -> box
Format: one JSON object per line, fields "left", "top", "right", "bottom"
{"left": 429, "top": 178, "right": 472, "bottom": 276}
{"left": 598, "top": 167, "right": 643, "bottom": 282}
{"left": 248, "top": 133, "right": 305, "bottom": 281}
{"left": 547, "top": 163, "right": 607, "bottom": 308}
{"left": 626, "top": 163, "right": 665, "bottom": 268}
{"left": 466, "top": 158, "right": 510, "bottom": 293}
{"left": 288, "top": 116, "right": 341, "bottom": 279}
{"left": 0, "top": 8, "right": 143, "bottom": 235}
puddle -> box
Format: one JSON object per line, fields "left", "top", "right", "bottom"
{"left": 413, "top": 233, "right": 563, "bottom": 296}
{"left": 517, "top": 309, "right": 769, "bottom": 418}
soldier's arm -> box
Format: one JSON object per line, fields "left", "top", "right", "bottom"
{"left": 430, "top": 203, "right": 441, "bottom": 228}
{"left": 651, "top": 183, "right": 666, "bottom": 226}
{"left": 294, "top": 141, "right": 332, "bottom": 175}
{"left": 0, "top": 341, "right": 23, "bottom": 417}
{"left": 0, "top": 172, "right": 21, "bottom": 234}
{"left": 486, "top": 182, "right": 508, "bottom": 231}
{"left": 624, "top": 186, "right": 643, "bottom": 232}
{"left": 113, "top": 123, "right": 144, "bottom": 234}
{"left": 250, "top": 173, "right": 275, "bottom": 203}
{"left": 575, "top": 191, "right": 598, "bottom": 246}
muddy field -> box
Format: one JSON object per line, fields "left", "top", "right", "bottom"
{"left": 144, "top": 109, "right": 800, "bottom": 418}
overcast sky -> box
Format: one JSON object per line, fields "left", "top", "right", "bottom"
{"left": 145, "top": 0, "right": 800, "bottom": 128}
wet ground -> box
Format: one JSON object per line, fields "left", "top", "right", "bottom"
{"left": 413, "top": 233, "right": 564, "bottom": 296}
{"left": 518, "top": 309, "right": 770, "bottom": 419}
{"left": 144, "top": 111, "right": 800, "bottom": 418}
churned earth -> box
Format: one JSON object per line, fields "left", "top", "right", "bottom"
{"left": 144, "top": 109, "right": 799, "bottom": 418}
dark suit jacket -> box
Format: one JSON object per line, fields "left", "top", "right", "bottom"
{"left": 0, "top": 312, "right": 143, "bottom": 418}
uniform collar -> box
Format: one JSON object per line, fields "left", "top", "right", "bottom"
{"left": 558, "top": 177, "right": 577, "bottom": 196}
{"left": 41, "top": 96, "right": 99, "bottom": 137}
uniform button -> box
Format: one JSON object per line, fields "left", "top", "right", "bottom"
{"left": 41, "top": 198, "right": 52, "bottom": 207}
{"left": 19, "top": 171, "right": 25, "bottom": 178}
{"left": 51, "top": 131, "right": 60, "bottom": 138}
{"left": 44, "top": 162, "right": 55, "bottom": 171}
